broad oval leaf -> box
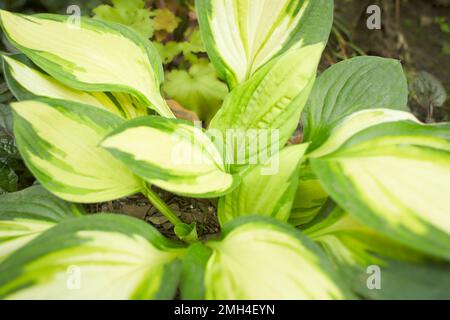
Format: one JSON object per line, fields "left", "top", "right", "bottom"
{"left": 302, "top": 56, "right": 409, "bottom": 151}
{"left": 11, "top": 99, "right": 143, "bottom": 203}
{"left": 0, "top": 214, "right": 185, "bottom": 300}
{"left": 209, "top": 44, "right": 323, "bottom": 171}
{"left": 218, "top": 144, "right": 308, "bottom": 226}
{"left": 0, "top": 10, "right": 173, "bottom": 117}
{"left": 181, "top": 217, "right": 351, "bottom": 300}
{"left": 2, "top": 55, "right": 148, "bottom": 119}
{"left": 311, "top": 120, "right": 450, "bottom": 260}
{"left": 196, "top": 0, "right": 333, "bottom": 88}
{"left": 0, "top": 185, "right": 83, "bottom": 262}
{"left": 102, "top": 116, "right": 236, "bottom": 198}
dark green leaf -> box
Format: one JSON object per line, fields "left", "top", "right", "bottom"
{"left": 302, "top": 56, "right": 409, "bottom": 151}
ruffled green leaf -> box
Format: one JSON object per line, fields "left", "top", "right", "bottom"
{"left": 164, "top": 60, "right": 228, "bottom": 123}
{"left": 93, "top": 0, "right": 154, "bottom": 39}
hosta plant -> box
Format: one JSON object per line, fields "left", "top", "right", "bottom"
{"left": 0, "top": 0, "right": 449, "bottom": 300}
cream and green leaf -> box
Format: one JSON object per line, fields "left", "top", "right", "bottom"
{"left": 196, "top": 0, "right": 333, "bottom": 88}
{"left": 311, "top": 120, "right": 450, "bottom": 260}
{"left": 304, "top": 204, "right": 450, "bottom": 300}
{"left": 218, "top": 144, "right": 309, "bottom": 226}
{"left": 102, "top": 116, "right": 236, "bottom": 198}
{"left": 0, "top": 186, "right": 83, "bottom": 262}
{"left": 308, "top": 108, "right": 419, "bottom": 158}
{"left": 209, "top": 44, "right": 323, "bottom": 171}
{"left": 0, "top": 214, "right": 185, "bottom": 300}
{"left": 181, "top": 217, "right": 351, "bottom": 300}
{"left": 2, "top": 55, "right": 147, "bottom": 119}
{"left": 0, "top": 10, "right": 174, "bottom": 118}
{"left": 302, "top": 56, "right": 409, "bottom": 151}
{"left": 11, "top": 99, "right": 142, "bottom": 203}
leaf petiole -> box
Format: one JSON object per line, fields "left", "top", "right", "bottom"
{"left": 142, "top": 184, "right": 182, "bottom": 226}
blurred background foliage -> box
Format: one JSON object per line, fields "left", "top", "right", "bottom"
{"left": 0, "top": 0, "right": 449, "bottom": 194}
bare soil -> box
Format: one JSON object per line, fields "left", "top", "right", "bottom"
{"left": 86, "top": 189, "right": 220, "bottom": 240}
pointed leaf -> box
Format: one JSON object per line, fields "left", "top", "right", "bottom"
{"left": 0, "top": 10, "right": 173, "bottom": 117}
{"left": 102, "top": 116, "right": 235, "bottom": 198}
{"left": 196, "top": 0, "right": 333, "bottom": 87}
{"left": 311, "top": 120, "right": 450, "bottom": 260}
{"left": 2, "top": 55, "right": 148, "bottom": 119}
{"left": 209, "top": 44, "right": 323, "bottom": 170}
{"left": 11, "top": 99, "right": 143, "bottom": 203}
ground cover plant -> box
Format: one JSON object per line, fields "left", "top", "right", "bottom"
{"left": 0, "top": 0, "right": 449, "bottom": 300}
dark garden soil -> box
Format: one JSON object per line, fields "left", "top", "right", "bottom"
{"left": 332, "top": 0, "right": 450, "bottom": 121}
{"left": 85, "top": 189, "right": 220, "bottom": 240}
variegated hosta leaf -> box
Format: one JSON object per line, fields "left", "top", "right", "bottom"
{"left": 209, "top": 44, "right": 323, "bottom": 171}
{"left": 102, "top": 116, "right": 236, "bottom": 198}
{"left": 304, "top": 205, "right": 450, "bottom": 300}
{"left": 311, "top": 120, "right": 450, "bottom": 260}
{"left": 12, "top": 99, "right": 143, "bottom": 203}
{"left": 0, "top": 10, "right": 174, "bottom": 117}
{"left": 304, "top": 205, "right": 426, "bottom": 268}
{"left": 308, "top": 109, "right": 419, "bottom": 158}
{"left": 181, "top": 217, "right": 352, "bottom": 300}
{"left": 196, "top": 0, "right": 333, "bottom": 88}
{"left": 218, "top": 144, "right": 308, "bottom": 226}
{"left": 290, "top": 166, "right": 328, "bottom": 226}
{"left": 0, "top": 185, "right": 84, "bottom": 262}
{"left": 2, "top": 55, "right": 148, "bottom": 119}
{"left": 0, "top": 214, "right": 185, "bottom": 300}
{"left": 302, "top": 56, "right": 409, "bottom": 151}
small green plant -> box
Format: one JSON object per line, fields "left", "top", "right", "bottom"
{"left": 0, "top": 0, "right": 449, "bottom": 300}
